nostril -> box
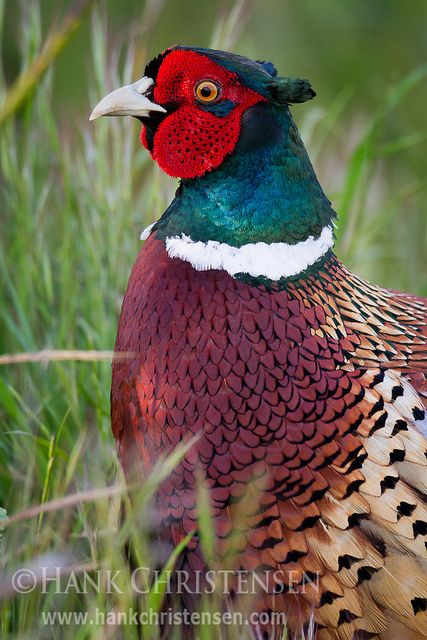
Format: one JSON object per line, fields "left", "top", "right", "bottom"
{"left": 135, "top": 77, "right": 154, "bottom": 95}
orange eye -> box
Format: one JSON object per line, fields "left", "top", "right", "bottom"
{"left": 195, "top": 80, "right": 220, "bottom": 102}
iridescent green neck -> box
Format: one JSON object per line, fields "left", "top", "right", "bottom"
{"left": 154, "top": 105, "right": 336, "bottom": 247}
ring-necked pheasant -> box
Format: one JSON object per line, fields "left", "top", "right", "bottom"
{"left": 90, "top": 47, "right": 427, "bottom": 639}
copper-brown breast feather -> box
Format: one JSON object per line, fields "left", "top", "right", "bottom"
{"left": 112, "top": 235, "right": 427, "bottom": 639}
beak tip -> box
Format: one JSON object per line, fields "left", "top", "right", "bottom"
{"left": 89, "top": 108, "right": 101, "bottom": 121}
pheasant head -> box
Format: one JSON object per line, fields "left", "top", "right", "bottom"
{"left": 90, "top": 46, "right": 315, "bottom": 179}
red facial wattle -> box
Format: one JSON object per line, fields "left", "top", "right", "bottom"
{"left": 140, "top": 50, "right": 266, "bottom": 179}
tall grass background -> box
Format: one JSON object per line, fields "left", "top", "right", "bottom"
{"left": 0, "top": 1, "right": 426, "bottom": 638}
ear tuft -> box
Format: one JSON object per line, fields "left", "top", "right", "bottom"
{"left": 256, "top": 60, "right": 278, "bottom": 78}
{"left": 268, "top": 77, "right": 316, "bottom": 105}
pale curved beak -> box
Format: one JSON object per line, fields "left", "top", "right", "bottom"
{"left": 89, "top": 76, "right": 167, "bottom": 121}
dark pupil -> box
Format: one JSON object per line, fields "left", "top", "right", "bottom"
{"left": 200, "top": 85, "right": 212, "bottom": 98}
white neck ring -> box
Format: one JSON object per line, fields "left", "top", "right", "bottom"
{"left": 162, "top": 225, "right": 334, "bottom": 280}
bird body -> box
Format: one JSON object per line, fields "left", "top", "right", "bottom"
{"left": 92, "top": 46, "right": 427, "bottom": 639}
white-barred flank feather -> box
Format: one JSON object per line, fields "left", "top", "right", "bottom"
{"left": 164, "top": 225, "right": 334, "bottom": 280}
